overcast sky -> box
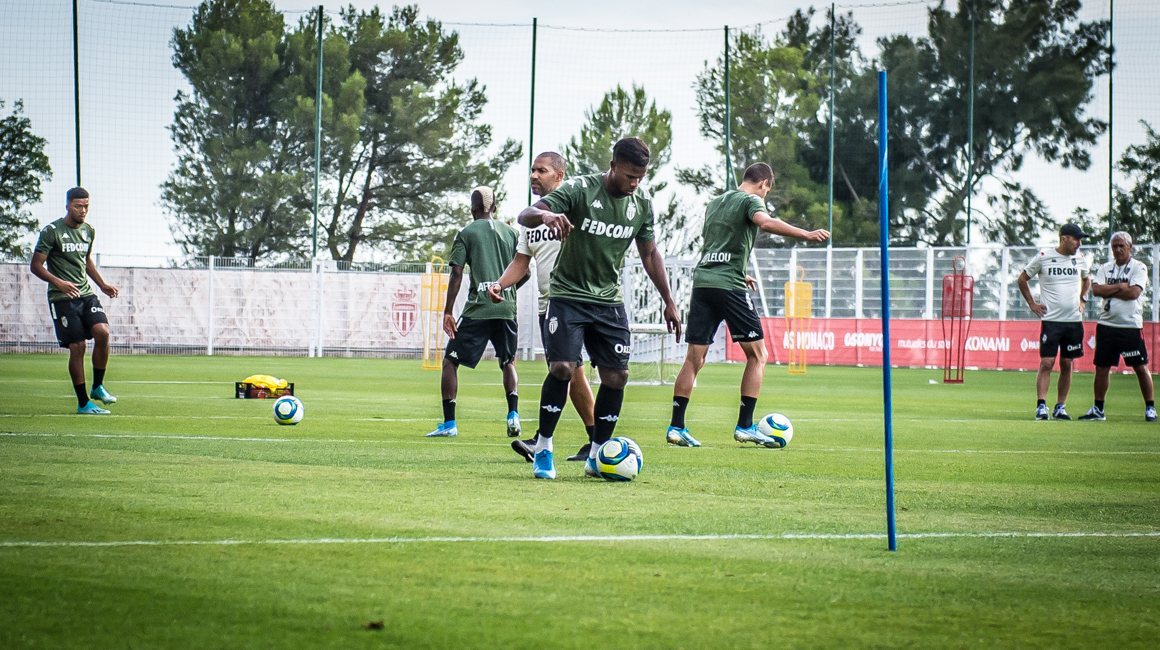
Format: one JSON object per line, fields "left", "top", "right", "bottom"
{"left": 2, "top": 0, "right": 1156, "bottom": 263}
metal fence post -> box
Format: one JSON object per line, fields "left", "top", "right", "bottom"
{"left": 855, "top": 248, "right": 864, "bottom": 319}
{"left": 1153, "top": 244, "right": 1159, "bottom": 322}
{"left": 924, "top": 247, "right": 934, "bottom": 320}
{"left": 316, "top": 260, "right": 327, "bottom": 356}
{"left": 789, "top": 247, "right": 798, "bottom": 284}
{"left": 999, "top": 247, "right": 1010, "bottom": 321}
{"left": 825, "top": 246, "right": 833, "bottom": 319}
{"left": 207, "top": 255, "right": 215, "bottom": 356}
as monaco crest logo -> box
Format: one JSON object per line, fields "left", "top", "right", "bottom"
{"left": 392, "top": 288, "right": 418, "bottom": 336}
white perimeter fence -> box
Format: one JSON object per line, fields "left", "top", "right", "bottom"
{"left": 3, "top": 245, "right": 1158, "bottom": 363}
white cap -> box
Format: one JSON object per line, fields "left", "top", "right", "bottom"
{"left": 471, "top": 186, "right": 495, "bottom": 213}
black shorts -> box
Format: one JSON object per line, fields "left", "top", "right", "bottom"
{"left": 49, "top": 295, "right": 109, "bottom": 348}
{"left": 685, "top": 287, "right": 764, "bottom": 346}
{"left": 1093, "top": 324, "right": 1149, "bottom": 368}
{"left": 544, "top": 298, "right": 630, "bottom": 370}
{"left": 445, "top": 316, "right": 517, "bottom": 369}
{"left": 1040, "top": 321, "right": 1085, "bottom": 359}
{"left": 538, "top": 313, "right": 582, "bottom": 367}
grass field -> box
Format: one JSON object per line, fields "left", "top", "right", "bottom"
{"left": 0, "top": 353, "right": 1157, "bottom": 648}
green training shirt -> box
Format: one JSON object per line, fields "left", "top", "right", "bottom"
{"left": 691, "top": 190, "right": 765, "bottom": 290}
{"left": 448, "top": 218, "right": 519, "bottom": 320}
{"left": 35, "top": 218, "right": 96, "bottom": 302}
{"left": 540, "top": 173, "right": 655, "bottom": 305}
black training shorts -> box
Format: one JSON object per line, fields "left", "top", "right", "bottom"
{"left": 49, "top": 295, "right": 108, "bottom": 348}
{"left": 1093, "top": 324, "right": 1149, "bottom": 368}
{"left": 685, "top": 287, "right": 764, "bottom": 346}
{"left": 543, "top": 298, "right": 630, "bottom": 370}
{"left": 1039, "top": 320, "right": 1085, "bottom": 359}
{"left": 538, "top": 313, "right": 583, "bottom": 367}
{"left": 445, "top": 316, "right": 517, "bottom": 369}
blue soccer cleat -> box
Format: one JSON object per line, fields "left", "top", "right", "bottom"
{"left": 584, "top": 456, "right": 601, "bottom": 478}
{"left": 734, "top": 425, "right": 778, "bottom": 448}
{"left": 665, "top": 425, "right": 701, "bottom": 447}
{"left": 77, "top": 400, "right": 111, "bottom": 415}
{"left": 90, "top": 385, "right": 117, "bottom": 405}
{"left": 507, "top": 411, "right": 521, "bottom": 437}
{"left": 532, "top": 448, "right": 556, "bottom": 480}
{"left": 425, "top": 420, "right": 458, "bottom": 437}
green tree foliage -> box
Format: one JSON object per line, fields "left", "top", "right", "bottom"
{"left": 163, "top": 0, "right": 309, "bottom": 262}
{"left": 0, "top": 100, "right": 51, "bottom": 259}
{"left": 283, "top": 6, "right": 521, "bottom": 263}
{"left": 560, "top": 84, "right": 693, "bottom": 254}
{"left": 1104, "top": 122, "right": 1160, "bottom": 244}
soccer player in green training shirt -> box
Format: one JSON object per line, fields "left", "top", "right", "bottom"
{"left": 426, "top": 187, "right": 525, "bottom": 438}
{"left": 29, "top": 187, "right": 121, "bottom": 414}
{"left": 667, "top": 163, "right": 829, "bottom": 447}
{"left": 502, "top": 137, "right": 682, "bottom": 480}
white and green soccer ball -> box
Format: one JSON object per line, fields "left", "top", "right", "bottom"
{"left": 596, "top": 436, "right": 643, "bottom": 482}
{"left": 757, "top": 413, "right": 793, "bottom": 448}
{"left": 272, "top": 395, "right": 304, "bottom": 425}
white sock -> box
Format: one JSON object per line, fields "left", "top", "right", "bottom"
{"left": 535, "top": 436, "right": 553, "bottom": 453}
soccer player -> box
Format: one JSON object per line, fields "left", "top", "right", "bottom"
{"left": 29, "top": 187, "right": 120, "bottom": 414}
{"left": 1078, "top": 232, "right": 1156, "bottom": 422}
{"left": 667, "top": 163, "right": 829, "bottom": 448}
{"left": 1017, "top": 223, "right": 1092, "bottom": 420}
{"left": 487, "top": 152, "right": 597, "bottom": 463}
{"left": 499, "top": 137, "right": 681, "bottom": 479}
{"left": 425, "top": 187, "right": 524, "bottom": 438}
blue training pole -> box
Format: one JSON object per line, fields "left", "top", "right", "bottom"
{"left": 878, "top": 70, "right": 897, "bottom": 552}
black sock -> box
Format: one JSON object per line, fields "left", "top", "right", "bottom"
{"left": 442, "top": 398, "right": 456, "bottom": 423}
{"left": 1037, "top": 399, "right": 1046, "bottom": 407}
{"left": 74, "top": 383, "right": 88, "bottom": 408}
{"left": 592, "top": 386, "right": 625, "bottom": 446}
{"left": 506, "top": 391, "right": 518, "bottom": 414}
{"left": 1095, "top": 400, "right": 1105, "bottom": 410}
{"left": 93, "top": 367, "right": 106, "bottom": 388}
{"left": 671, "top": 396, "right": 690, "bottom": 429}
{"left": 585, "top": 424, "right": 596, "bottom": 443}
{"left": 537, "top": 374, "right": 570, "bottom": 438}
{"left": 1147, "top": 400, "right": 1155, "bottom": 408}
{"left": 738, "top": 396, "right": 758, "bottom": 429}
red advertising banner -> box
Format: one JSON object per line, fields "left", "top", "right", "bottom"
{"left": 726, "top": 319, "right": 1159, "bottom": 374}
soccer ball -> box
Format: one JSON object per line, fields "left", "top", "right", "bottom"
{"left": 757, "top": 413, "right": 793, "bottom": 448}
{"left": 596, "top": 437, "right": 643, "bottom": 482}
{"left": 272, "top": 395, "right": 303, "bottom": 425}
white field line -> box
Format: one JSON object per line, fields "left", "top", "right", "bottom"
{"left": 1, "top": 432, "right": 1157, "bottom": 455}
{"left": 2, "top": 531, "right": 1157, "bottom": 549}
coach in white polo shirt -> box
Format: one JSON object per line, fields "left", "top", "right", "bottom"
{"left": 1018, "top": 223, "right": 1092, "bottom": 420}
{"left": 1078, "top": 232, "right": 1156, "bottom": 422}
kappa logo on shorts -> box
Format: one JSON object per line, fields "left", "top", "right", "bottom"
{"left": 747, "top": 331, "right": 758, "bottom": 338}
{"left": 449, "top": 351, "right": 458, "bottom": 358}
{"left": 548, "top": 316, "right": 558, "bottom": 334}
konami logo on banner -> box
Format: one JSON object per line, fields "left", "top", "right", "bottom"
{"left": 964, "top": 336, "right": 1010, "bottom": 352}
{"left": 782, "top": 331, "right": 836, "bottom": 351}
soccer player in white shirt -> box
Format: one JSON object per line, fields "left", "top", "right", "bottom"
{"left": 1078, "top": 232, "right": 1156, "bottom": 422}
{"left": 1018, "top": 223, "right": 1092, "bottom": 420}
{"left": 488, "top": 152, "right": 597, "bottom": 462}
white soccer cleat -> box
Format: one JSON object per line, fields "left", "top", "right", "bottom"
{"left": 666, "top": 426, "right": 701, "bottom": 447}
{"left": 1147, "top": 406, "right": 1157, "bottom": 422}
{"left": 1077, "top": 406, "right": 1106, "bottom": 421}
{"left": 425, "top": 421, "right": 458, "bottom": 437}
{"left": 507, "top": 411, "right": 521, "bottom": 437}
{"left": 1035, "top": 404, "right": 1049, "bottom": 420}
{"left": 734, "top": 425, "right": 778, "bottom": 448}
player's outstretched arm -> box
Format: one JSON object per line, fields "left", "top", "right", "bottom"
{"left": 636, "top": 238, "right": 682, "bottom": 343}
{"left": 752, "top": 212, "right": 830, "bottom": 243}
{"left": 518, "top": 201, "right": 572, "bottom": 239}
{"left": 86, "top": 253, "right": 118, "bottom": 298}
{"left": 30, "top": 252, "right": 81, "bottom": 299}
{"left": 488, "top": 253, "right": 532, "bottom": 303}
{"left": 443, "top": 265, "right": 464, "bottom": 338}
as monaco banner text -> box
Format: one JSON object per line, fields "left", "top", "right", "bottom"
{"left": 726, "top": 319, "right": 1159, "bottom": 374}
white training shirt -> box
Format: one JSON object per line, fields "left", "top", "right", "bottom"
{"left": 1093, "top": 258, "right": 1148, "bottom": 329}
{"left": 517, "top": 224, "right": 561, "bottom": 314}
{"left": 1023, "top": 249, "right": 1090, "bottom": 322}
